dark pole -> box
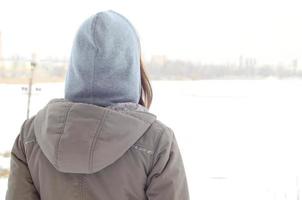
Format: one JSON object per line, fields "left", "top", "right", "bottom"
{"left": 26, "top": 53, "right": 37, "bottom": 119}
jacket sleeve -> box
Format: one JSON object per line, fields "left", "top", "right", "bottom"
{"left": 145, "top": 127, "right": 190, "bottom": 200}
{"left": 6, "top": 121, "right": 40, "bottom": 200}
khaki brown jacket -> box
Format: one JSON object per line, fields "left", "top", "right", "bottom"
{"left": 6, "top": 98, "right": 190, "bottom": 200}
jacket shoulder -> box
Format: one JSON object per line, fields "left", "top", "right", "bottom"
{"left": 10, "top": 115, "right": 37, "bottom": 164}
{"left": 137, "top": 119, "right": 174, "bottom": 145}
{"left": 149, "top": 120, "right": 174, "bottom": 142}
{"left": 20, "top": 115, "right": 37, "bottom": 143}
{"left": 135, "top": 119, "right": 175, "bottom": 158}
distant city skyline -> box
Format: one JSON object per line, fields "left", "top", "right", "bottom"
{"left": 0, "top": 0, "right": 301, "bottom": 65}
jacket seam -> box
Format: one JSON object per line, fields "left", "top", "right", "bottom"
{"left": 148, "top": 125, "right": 167, "bottom": 174}
{"left": 20, "top": 116, "right": 36, "bottom": 153}
{"left": 19, "top": 120, "right": 28, "bottom": 157}
{"left": 88, "top": 109, "right": 109, "bottom": 172}
{"left": 55, "top": 103, "right": 73, "bottom": 168}
{"left": 80, "top": 175, "right": 86, "bottom": 200}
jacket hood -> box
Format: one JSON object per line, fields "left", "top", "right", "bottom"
{"left": 64, "top": 10, "right": 141, "bottom": 107}
{"left": 33, "top": 99, "right": 156, "bottom": 174}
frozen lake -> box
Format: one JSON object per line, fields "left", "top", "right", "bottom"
{"left": 1, "top": 80, "right": 302, "bottom": 199}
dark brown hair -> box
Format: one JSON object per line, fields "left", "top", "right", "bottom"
{"left": 138, "top": 57, "right": 153, "bottom": 109}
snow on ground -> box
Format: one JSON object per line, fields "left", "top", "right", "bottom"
{"left": 0, "top": 178, "right": 8, "bottom": 197}
{"left": 1, "top": 80, "right": 302, "bottom": 199}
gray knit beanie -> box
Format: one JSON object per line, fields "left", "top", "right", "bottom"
{"left": 64, "top": 10, "right": 141, "bottom": 107}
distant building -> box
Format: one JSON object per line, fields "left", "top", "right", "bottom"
{"left": 239, "top": 55, "right": 257, "bottom": 68}
{"left": 0, "top": 31, "right": 4, "bottom": 78}
{"left": 0, "top": 31, "right": 2, "bottom": 61}
{"left": 239, "top": 55, "right": 244, "bottom": 68}
{"left": 292, "top": 59, "right": 298, "bottom": 71}
{"left": 150, "top": 55, "right": 167, "bottom": 66}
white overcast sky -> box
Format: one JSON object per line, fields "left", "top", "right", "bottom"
{"left": 0, "top": 0, "right": 302, "bottom": 65}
